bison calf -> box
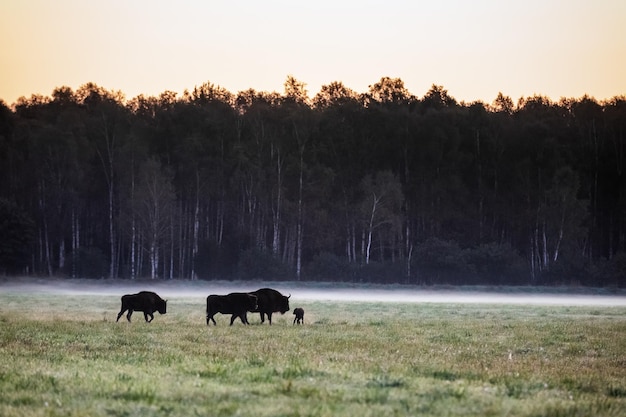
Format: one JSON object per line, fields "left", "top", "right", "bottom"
{"left": 116, "top": 291, "right": 167, "bottom": 323}
{"left": 293, "top": 307, "right": 304, "bottom": 325}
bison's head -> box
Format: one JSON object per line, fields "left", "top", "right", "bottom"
{"left": 279, "top": 294, "right": 290, "bottom": 314}
{"left": 157, "top": 299, "right": 167, "bottom": 315}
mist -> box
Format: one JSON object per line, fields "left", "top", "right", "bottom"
{"left": 2, "top": 279, "right": 625, "bottom": 307}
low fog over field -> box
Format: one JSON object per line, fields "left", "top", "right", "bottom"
{"left": 2, "top": 279, "right": 625, "bottom": 307}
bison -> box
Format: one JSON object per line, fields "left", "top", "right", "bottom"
{"left": 293, "top": 307, "right": 304, "bottom": 325}
{"left": 250, "top": 288, "right": 290, "bottom": 325}
{"left": 116, "top": 291, "right": 167, "bottom": 323}
{"left": 206, "top": 292, "right": 258, "bottom": 326}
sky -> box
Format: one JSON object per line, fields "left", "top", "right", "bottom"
{"left": 1, "top": 0, "right": 625, "bottom": 106}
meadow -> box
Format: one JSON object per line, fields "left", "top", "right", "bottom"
{"left": 0, "top": 290, "right": 625, "bottom": 416}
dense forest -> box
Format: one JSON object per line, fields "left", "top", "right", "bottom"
{"left": 0, "top": 76, "right": 625, "bottom": 286}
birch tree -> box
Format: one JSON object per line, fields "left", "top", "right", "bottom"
{"left": 135, "top": 158, "right": 175, "bottom": 279}
{"left": 359, "top": 171, "right": 404, "bottom": 265}
{"left": 284, "top": 75, "right": 312, "bottom": 279}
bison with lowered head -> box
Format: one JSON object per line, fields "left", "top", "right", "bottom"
{"left": 250, "top": 288, "right": 290, "bottom": 325}
{"left": 116, "top": 291, "right": 167, "bottom": 323}
{"left": 206, "top": 292, "right": 258, "bottom": 326}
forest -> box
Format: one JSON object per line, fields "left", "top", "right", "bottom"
{"left": 0, "top": 76, "right": 624, "bottom": 287}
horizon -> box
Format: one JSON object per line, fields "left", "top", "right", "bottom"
{"left": 2, "top": 75, "right": 625, "bottom": 109}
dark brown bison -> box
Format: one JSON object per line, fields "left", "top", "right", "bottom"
{"left": 206, "top": 292, "right": 258, "bottom": 326}
{"left": 250, "top": 288, "right": 290, "bottom": 325}
{"left": 293, "top": 307, "right": 304, "bottom": 325}
{"left": 116, "top": 291, "right": 167, "bottom": 323}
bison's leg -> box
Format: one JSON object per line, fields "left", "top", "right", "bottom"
{"left": 144, "top": 311, "right": 154, "bottom": 322}
{"left": 293, "top": 316, "right": 297, "bottom": 325}
{"left": 239, "top": 312, "right": 249, "bottom": 325}
{"left": 259, "top": 312, "right": 266, "bottom": 323}
{"left": 267, "top": 312, "right": 273, "bottom": 325}
{"left": 126, "top": 310, "right": 133, "bottom": 322}
{"left": 207, "top": 314, "right": 217, "bottom": 325}
{"left": 229, "top": 314, "right": 238, "bottom": 326}
{"left": 116, "top": 308, "right": 127, "bottom": 322}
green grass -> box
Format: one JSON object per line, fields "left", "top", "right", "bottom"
{"left": 0, "top": 292, "right": 625, "bottom": 416}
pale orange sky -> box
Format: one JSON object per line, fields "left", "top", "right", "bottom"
{"left": 1, "top": 0, "right": 625, "bottom": 106}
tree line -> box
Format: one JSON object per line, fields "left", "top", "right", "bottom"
{"left": 0, "top": 76, "right": 624, "bottom": 286}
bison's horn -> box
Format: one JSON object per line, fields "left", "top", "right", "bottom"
{"left": 288, "top": 294, "right": 291, "bottom": 299}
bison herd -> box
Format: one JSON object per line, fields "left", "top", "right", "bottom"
{"left": 116, "top": 287, "right": 304, "bottom": 326}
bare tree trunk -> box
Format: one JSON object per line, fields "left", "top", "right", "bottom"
{"left": 281, "top": 226, "right": 289, "bottom": 263}
{"left": 351, "top": 225, "right": 357, "bottom": 264}
{"left": 553, "top": 210, "right": 565, "bottom": 262}
{"left": 169, "top": 213, "right": 174, "bottom": 280}
{"left": 107, "top": 161, "right": 116, "bottom": 279}
{"left": 533, "top": 232, "right": 540, "bottom": 275}
{"left": 296, "top": 146, "right": 304, "bottom": 280}
{"left": 150, "top": 241, "right": 158, "bottom": 279}
{"left": 38, "top": 182, "right": 53, "bottom": 276}
{"left": 476, "top": 130, "right": 484, "bottom": 241}
{"left": 130, "top": 150, "right": 137, "bottom": 280}
{"left": 608, "top": 215, "right": 614, "bottom": 260}
{"left": 405, "top": 219, "right": 412, "bottom": 283}
{"left": 365, "top": 192, "right": 381, "bottom": 265}
{"left": 178, "top": 202, "right": 187, "bottom": 278}
{"left": 407, "top": 244, "right": 413, "bottom": 284}
{"left": 43, "top": 218, "right": 52, "bottom": 276}
{"left": 346, "top": 225, "right": 352, "bottom": 263}
{"left": 71, "top": 209, "right": 79, "bottom": 278}
{"left": 37, "top": 228, "right": 43, "bottom": 274}
{"left": 137, "top": 230, "right": 144, "bottom": 278}
{"left": 191, "top": 170, "right": 200, "bottom": 280}
{"left": 216, "top": 199, "right": 224, "bottom": 246}
{"left": 282, "top": 225, "right": 296, "bottom": 266}
{"left": 178, "top": 203, "right": 187, "bottom": 279}
{"left": 529, "top": 237, "right": 536, "bottom": 284}
{"left": 59, "top": 240, "right": 65, "bottom": 271}
{"left": 344, "top": 190, "right": 353, "bottom": 263}
{"left": 360, "top": 229, "right": 366, "bottom": 266}
{"left": 591, "top": 119, "right": 598, "bottom": 261}
{"left": 272, "top": 149, "right": 283, "bottom": 256}
{"left": 131, "top": 217, "right": 136, "bottom": 279}
{"left": 542, "top": 221, "right": 549, "bottom": 270}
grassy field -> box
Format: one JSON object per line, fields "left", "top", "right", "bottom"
{"left": 0, "top": 291, "right": 625, "bottom": 417}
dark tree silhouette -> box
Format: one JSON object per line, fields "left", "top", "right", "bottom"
{"left": 1, "top": 78, "right": 624, "bottom": 286}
